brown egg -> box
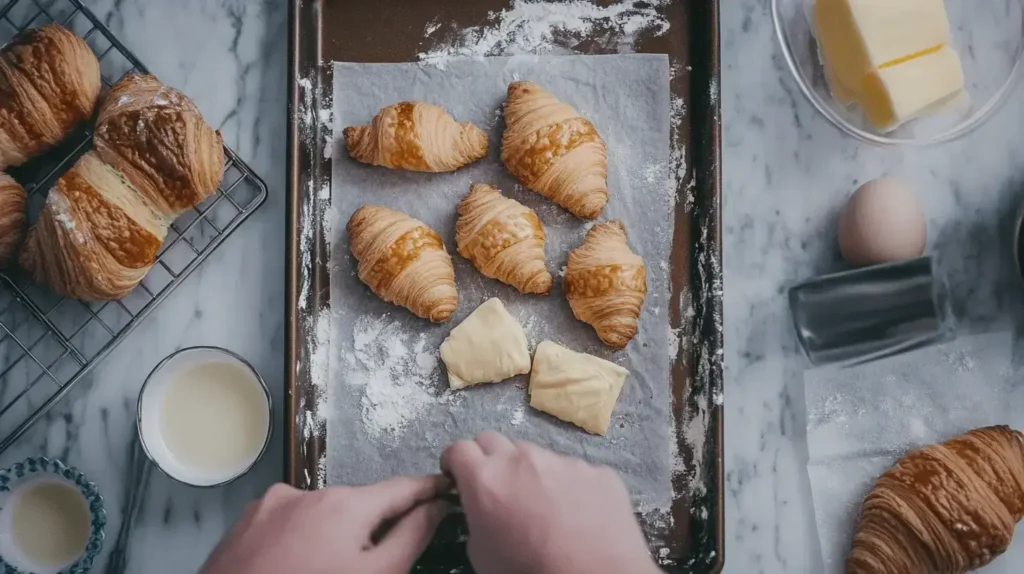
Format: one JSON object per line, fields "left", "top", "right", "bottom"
{"left": 0, "top": 173, "right": 26, "bottom": 266}
{"left": 838, "top": 177, "right": 926, "bottom": 266}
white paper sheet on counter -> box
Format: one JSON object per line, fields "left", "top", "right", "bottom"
{"left": 805, "top": 330, "right": 1024, "bottom": 572}
{"left": 325, "top": 55, "right": 677, "bottom": 509}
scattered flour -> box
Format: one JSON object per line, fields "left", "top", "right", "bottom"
{"left": 301, "top": 310, "right": 330, "bottom": 445}
{"left": 344, "top": 315, "right": 459, "bottom": 444}
{"left": 510, "top": 406, "right": 526, "bottom": 426}
{"left": 416, "top": 0, "right": 671, "bottom": 69}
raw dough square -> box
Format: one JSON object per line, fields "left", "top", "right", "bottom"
{"left": 529, "top": 340, "right": 629, "bottom": 435}
{"left": 440, "top": 298, "right": 531, "bottom": 390}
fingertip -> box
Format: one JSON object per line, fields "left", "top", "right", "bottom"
{"left": 474, "top": 430, "right": 515, "bottom": 455}
{"left": 440, "top": 439, "right": 485, "bottom": 478}
{"left": 373, "top": 499, "right": 451, "bottom": 570}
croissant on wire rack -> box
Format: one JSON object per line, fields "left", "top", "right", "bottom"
{"left": 0, "top": 23, "right": 101, "bottom": 169}
{"left": 347, "top": 205, "right": 458, "bottom": 322}
{"left": 847, "top": 425, "right": 1024, "bottom": 574}
{"left": 20, "top": 152, "right": 164, "bottom": 300}
{"left": 564, "top": 221, "right": 646, "bottom": 349}
{"left": 0, "top": 174, "right": 26, "bottom": 265}
{"left": 456, "top": 183, "right": 552, "bottom": 295}
{"left": 344, "top": 102, "right": 488, "bottom": 172}
{"left": 94, "top": 73, "right": 225, "bottom": 215}
{"left": 501, "top": 81, "right": 608, "bottom": 220}
{"left": 20, "top": 73, "right": 225, "bottom": 300}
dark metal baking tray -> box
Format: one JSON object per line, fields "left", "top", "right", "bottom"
{"left": 286, "top": 1, "right": 723, "bottom": 571}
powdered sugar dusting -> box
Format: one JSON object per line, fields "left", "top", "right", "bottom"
{"left": 416, "top": 0, "right": 671, "bottom": 70}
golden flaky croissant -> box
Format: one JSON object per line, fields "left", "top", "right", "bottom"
{"left": 95, "top": 73, "right": 224, "bottom": 216}
{"left": 456, "top": 183, "right": 552, "bottom": 295}
{"left": 344, "top": 102, "right": 487, "bottom": 172}
{"left": 21, "top": 74, "right": 224, "bottom": 300}
{"left": 0, "top": 173, "right": 26, "bottom": 265}
{"left": 565, "top": 221, "right": 646, "bottom": 349}
{"left": 501, "top": 81, "right": 608, "bottom": 220}
{"left": 20, "top": 153, "right": 163, "bottom": 300}
{"left": 0, "top": 24, "right": 101, "bottom": 169}
{"left": 348, "top": 205, "right": 458, "bottom": 322}
{"left": 848, "top": 426, "right": 1024, "bottom": 574}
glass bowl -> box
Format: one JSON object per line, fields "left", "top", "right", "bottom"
{"left": 772, "top": 0, "right": 1024, "bottom": 146}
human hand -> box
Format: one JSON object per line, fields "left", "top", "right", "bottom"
{"left": 200, "top": 475, "right": 450, "bottom": 574}
{"left": 441, "top": 432, "right": 660, "bottom": 574}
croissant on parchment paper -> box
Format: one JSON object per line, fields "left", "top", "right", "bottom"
{"left": 501, "top": 81, "right": 608, "bottom": 220}
{"left": 21, "top": 74, "right": 225, "bottom": 300}
{"left": 348, "top": 205, "right": 458, "bottom": 322}
{"left": 344, "top": 102, "right": 488, "bottom": 172}
{"left": 564, "top": 221, "right": 646, "bottom": 349}
{"left": 456, "top": 183, "right": 552, "bottom": 295}
{"left": 847, "top": 425, "right": 1024, "bottom": 574}
{"left": 0, "top": 174, "right": 26, "bottom": 265}
{"left": 0, "top": 24, "right": 101, "bottom": 169}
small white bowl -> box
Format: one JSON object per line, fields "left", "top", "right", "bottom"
{"left": 772, "top": 0, "right": 1024, "bottom": 146}
{"left": 137, "top": 347, "right": 272, "bottom": 487}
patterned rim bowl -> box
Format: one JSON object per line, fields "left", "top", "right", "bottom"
{"left": 0, "top": 457, "right": 105, "bottom": 574}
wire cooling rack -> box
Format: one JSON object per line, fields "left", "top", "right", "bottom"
{"left": 0, "top": 0, "right": 268, "bottom": 453}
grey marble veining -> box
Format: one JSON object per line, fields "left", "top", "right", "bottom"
{"left": 0, "top": 1, "right": 286, "bottom": 572}
{"left": 2, "top": 0, "right": 1022, "bottom": 572}
{"left": 724, "top": 1, "right": 1024, "bottom": 572}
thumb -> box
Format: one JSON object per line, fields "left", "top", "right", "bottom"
{"left": 372, "top": 500, "right": 450, "bottom": 571}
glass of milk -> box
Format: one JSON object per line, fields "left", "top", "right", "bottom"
{"left": 0, "top": 457, "right": 105, "bottom": 574}
{"left": 137, "top": 347, "right": 272, "bottom": 487}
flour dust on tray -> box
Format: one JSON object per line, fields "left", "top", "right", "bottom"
{"left": 416, "top": 0, "right": 672, "bottom": 69}
{"left": 343, "top": 314, "right": 457, "bottom": 444}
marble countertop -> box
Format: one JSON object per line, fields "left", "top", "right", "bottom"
{"left": 2, "top": 0, "right": 1021, "bottom": 572}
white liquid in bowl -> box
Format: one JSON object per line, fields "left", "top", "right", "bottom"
{"left": 0, "top": 478, "right": 90, "bottom": 574}
{"left": 161, "top": 362, "right": 269, "bottom": 475}
{"left": 139, "top": 349, "right": 270, "bottom": 486}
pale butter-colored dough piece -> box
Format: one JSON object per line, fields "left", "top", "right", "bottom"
{"left": 528, "top": 341, "right": 629, "bottom": 435}
{"left": 440, "top": 298, "right": 531, "bottom": 390}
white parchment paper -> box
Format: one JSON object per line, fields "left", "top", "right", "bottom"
{"left": 327, "top": 55, "right": 675, "bottom": 508}
{"left": 805, "top": 331, "right": 1024, "bottom": 572}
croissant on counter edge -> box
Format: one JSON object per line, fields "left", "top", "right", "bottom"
{"left": 847, "top": 425, "right": 1024, "bottom": 574}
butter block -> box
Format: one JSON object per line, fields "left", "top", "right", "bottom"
{"left": 860, "top": 45, "right": 965, "bottom": 131}
{"left": 814, "top": 0, "right": 951, "bottom": 100}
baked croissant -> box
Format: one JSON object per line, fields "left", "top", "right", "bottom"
{"left": 21, "top": 74, "right": 224, "bottom": 300}
{"left": 0, "top": 173, "right": 26, "bottom": 265}
{"left": 456, "top": 183, "right": 552, "bottom": 294}
{"left": 564, "top": 221, "right": 646, "bottom": 349}
{"left": 20, "top": 152, "right": 163, "bottom": 300}
{"left": 95, "top": 73, "right": 224, "bottom": 216}
{"left": 848, "top": 426, "right": 1024, "bottom": 574}
{"left": 347, "top": 205, "right": 458, "bottom": 322}
{"left": 344, "top": 102, "right": 487, "bottom": 172}
{"left": 501, "top": 81, "right": 608, "bottom": 220}
{"left": 0, "top": 24, "right": 101, "bottom": 169}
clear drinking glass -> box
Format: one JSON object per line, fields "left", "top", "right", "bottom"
{"left": 789, "top": 257, "right": 956, "bottom": 366}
